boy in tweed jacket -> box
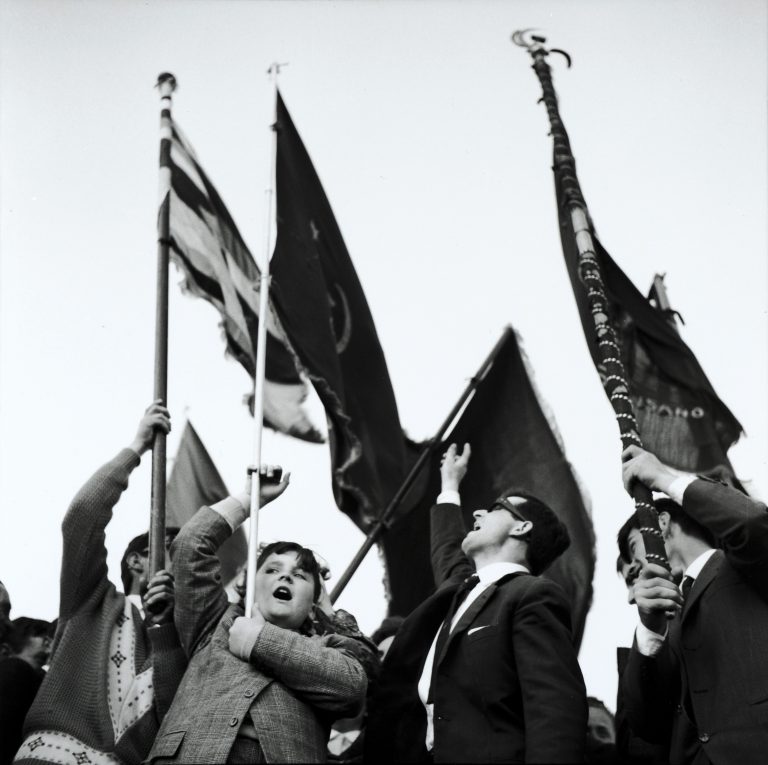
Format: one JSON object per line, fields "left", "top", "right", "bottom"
{"left": 14, "top": 402, "right": 186, "bottom": 765}
{"left": 146, "top": 468, "right": 372, "bottom": 764}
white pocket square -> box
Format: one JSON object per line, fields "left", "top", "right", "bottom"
{"left": 467, "top": 625, "right": 489, "bottom": 636}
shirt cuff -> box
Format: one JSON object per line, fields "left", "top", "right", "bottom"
{"left": 437, "top": 490, "right": 461, "bottom": 506}
{"left": 210, "top": 495, "right": 248, "bottom": 531}
{"left": 635, "top": 622, "right": 667, "bottom": 656}
{"left": 666, "top": 475, "right": 697, "bottom": 505}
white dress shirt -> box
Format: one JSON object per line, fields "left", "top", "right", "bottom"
{"left": 126, "top": 593, "right": 145, "bottom": 618}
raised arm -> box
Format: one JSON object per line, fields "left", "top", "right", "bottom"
{"left": 430, "top": 443, "right": 474, "bottom": 586}
{"left": 59, "top": 401, "right": 169, "bottom": 618}
{"left": 622, "top": 445, "right": 768, "bottom": 591}
{"left": 682, "top": 479, "right": 768, "bottom": 589}
{"left": 172, "top": 467, "right": 289, "bottom": 656}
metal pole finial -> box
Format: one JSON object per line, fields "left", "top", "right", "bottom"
{"left": 266, "top": 62, "right": 289, "bottom": 76}
{"left": 156, "top": 72, "right": 178, "bottom": 91}
{"left": 511, "top": 29, "right": 572, "bottom": 68}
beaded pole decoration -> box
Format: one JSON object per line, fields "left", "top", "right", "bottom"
{"left": 512, "top": 30, "right": 669, "bottom": 571}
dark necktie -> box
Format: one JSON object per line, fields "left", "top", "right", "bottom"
{"left": 681, "top": 575, "right": 694, "bottom": 601}
{"left": 429, "top": 574, "right": 480, "bottom": 700}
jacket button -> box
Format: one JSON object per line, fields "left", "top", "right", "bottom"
{"left": 244, "top": 689, "right": 254, "bottom": 698}
{"left": 229, "top": 717, "right": 239, "bottom": 727}
{"left": 698, "top": 733, "right": 710, "bottom": 743}
{"left": 675, "top": 705, "right": 683, "bottom": 713}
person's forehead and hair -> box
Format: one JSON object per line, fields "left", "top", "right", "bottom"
{"left": 615, "top": 553, "right": 638, "bottom": 585}
{"left": 7, "top": 617, "right": 53, "bottom": 654}
{"left": 0, "top": 579, "right": 11, "bottom": 618}
{"left": 119, "top": 527, "right": 180, "bottom": 592}
{"left": 617, "top": 512, "right": 641, "bottom": 563}
{"left": 489, "top": 489, "right": 570, "bottom": 574}
{"left": 586, "top": 696, "right": 616, "bottom": 743}
{"left": 256, "top": 540, "right": 322, "bottom": 601}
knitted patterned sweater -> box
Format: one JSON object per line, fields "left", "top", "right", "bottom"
{"left": 14, "top": 449, "right": 186, "bottom": 765}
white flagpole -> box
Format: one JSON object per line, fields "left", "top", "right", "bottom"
{"left": 245, "top": 63, "right": 281, "bottom": 618}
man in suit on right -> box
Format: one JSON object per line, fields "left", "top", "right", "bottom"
{"left": 620, "top": 444, "right": 768, "bottom": 765}
{"left": 365, "top": 443, "right": 587, "bottom": 763}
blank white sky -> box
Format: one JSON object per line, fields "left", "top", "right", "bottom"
{"left": 1, "top": 0, "right": 766, "bottom": 709}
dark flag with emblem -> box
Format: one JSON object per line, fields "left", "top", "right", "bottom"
{"left": 270, "top": 91, "right": 408, "bottom": 528}
{"left": 166, "top": 421, "right": 246, "bottom": 586}
{"left": 380, "top": 330, "right": 595, "bottom": 646}
{"left": 166, "top": 119, "right": 322, "bottom": 442}
{"left": 555, "top": 173, "right": 743, "bottom": 478}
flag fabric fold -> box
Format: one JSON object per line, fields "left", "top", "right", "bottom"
{"left": 269, "top": 91, "right": 408, "bottom": 529}
{"left": 554, "top": 170, "right": 743, "bottom": 477}
{"left": 166, "top": 421, "right": 246, "bottom": 586}
{"left": 381, "top": 330, "right": 595, "bottom": 647}
{"left": 165, "top": 119, "right": 322, "bottom": 443}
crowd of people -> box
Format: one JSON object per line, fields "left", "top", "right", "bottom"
{"left": 1, "top": 401, "right": 766, "bottom": 764}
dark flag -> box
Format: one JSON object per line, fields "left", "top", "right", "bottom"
{"left": 555, "top": 176, "right": 743, "bottom": 478}
{"left": 381, "top": 330, "right": 595, "bottom": 647}
{"left": 270, "top": 92, "right": 408, "bottom": 528}
{"left": 166, "top": 119, "right": 322, "bottom": 443}
{"left": 166, "top": 421, "right": 246, "bottom": 585}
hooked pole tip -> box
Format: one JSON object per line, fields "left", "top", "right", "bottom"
{"left": 156, "top": 72, "right": 177, "bottom": 91}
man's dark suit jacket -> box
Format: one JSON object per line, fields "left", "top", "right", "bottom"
{"left": 365, "top": 502, "right": 587, "bottom": 764}
{"left": 622, "top": 478, "right": 768, "bottom": 765}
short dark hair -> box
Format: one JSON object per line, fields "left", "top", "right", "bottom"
{"left": 655, "top": 498, "right": 716, "bottom": 547}
{"left": 257, "top": 541, "right": 322, "bottom": 601}
{"left": 496, "top": 490, "right": 570, "bottom": 575}
{"left": 617, "top": 514, "right": 638, "bottom": 563}
{"left": 120, "top": 527, "right": 180, "bottom": 592}
{"left": 6, "top": 617, "right": 53, "bottom": 655}
{"left": 618, "top": 499, "right": 716, "bottom": 562}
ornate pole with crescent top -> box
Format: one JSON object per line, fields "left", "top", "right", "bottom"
{"left": 512, "top": 30, "right": 669, "bottom": 571}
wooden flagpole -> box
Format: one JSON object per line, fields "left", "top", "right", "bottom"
{"left": 512, "top": 31, "right": 669, "bottom": 570}
{"left": 149, "top": 72, "right": 177, "bottom": 578}
{"left": 244, "top": 64, "right": 281, "bottom": 617}
{"left": 330, "top": 326, "right": 515, "bottom": 604}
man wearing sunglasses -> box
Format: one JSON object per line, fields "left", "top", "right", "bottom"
{"left": 366, "top": 443, "right": 587, "bottom": 763}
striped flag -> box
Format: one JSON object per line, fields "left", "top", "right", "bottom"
{"left": 164, "top": 120, "right": 322, "bottom": 443}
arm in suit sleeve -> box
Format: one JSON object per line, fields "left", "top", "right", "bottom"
{"left": 147, "top": 622, "right": 188, "bottom": 719}
{"left": 249, "top": 623, "right": 368, "bottom": 717}
{"left": 512, "top": 578, "right": 588, "bottom": 763}
{"left": 170, "top": 505, "right": 232, "bottom": 656}
{"left": 682, "top": 478, "right": 768, "bottom": 595}
{"left": 620, "top": 636, "right": 679, "bottom": 745}
{"left": 59, "top": 448, "right": 141, "bottom": 619}
{"left": 430, "top": 503, "right": 475, "bottom": 587}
